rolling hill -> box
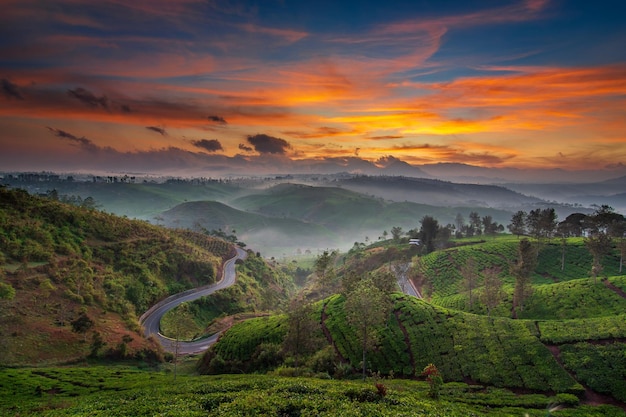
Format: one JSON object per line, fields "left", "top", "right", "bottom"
{"left": 157, "top": 183, "right": 515, "bottom": 257}
{"left": 200, "top": 236, "right": 626, "bottom": 407}
{"left": 0, "top": 186, "right": 301, "bottom": 366}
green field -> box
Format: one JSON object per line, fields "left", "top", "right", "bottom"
{"left": 1, "top": 366, "right": 624, "bottom": 416}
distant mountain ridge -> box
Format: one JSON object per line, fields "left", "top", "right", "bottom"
{"left": 327, "top": 175, "right": 542, "bottom": 209}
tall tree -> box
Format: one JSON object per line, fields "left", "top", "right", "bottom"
{"left": 481, "top": 267, "right": 503, "bottom": 317}
{"left": 469, "top": 211, "right": 482, "bottom": 236}
{"left": 526, "top": 209, "right": 542, "bottom": 239}
{"left": 584, "top": 205, "right": 623, "bottom": 282}
{"left": 460, "top": 257, "right": 479, "bottom": 309}
{"left": 511, "top": 238, "right": 537, "bottom": 317}
{"left": 282, "top": 298, "right": 321, "bottom": 368}
{"left": 390, "top": 226, "right": 403, "bottom": 242}
{"left": 344, "top": 279, "right": 391, "bottom": 380}
{"left": 168, "top": 303, "right": 199, "bottom": 380}
{"left": 585, "top": 232, "right": 613, "bottom": 284}
{"left": 482, "top": 215, "right": 499, "bottom": 235}
{"left": 315, "top": 250, "right": 337, "bottom": 295}
{"left": 618, "top": 238, "right": 626, "bottom": 275}
{"left": 455, "top": 213, "right": 466, "bottom": 238}
{"left": 419, "top": 215, "right": 439, "bottom": 253}
{"left": 539, "top": 208, "right": 558, "bottom": 239}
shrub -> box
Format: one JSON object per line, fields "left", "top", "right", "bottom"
{"left": 555, "top": 393, "right": 580, "bottom": 406}
{"left": 422, "top": 363, "right": 443, "bottom": 399}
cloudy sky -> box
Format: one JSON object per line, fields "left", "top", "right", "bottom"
{"left": 1, "top": 0, "right": 625, "bottom": 176}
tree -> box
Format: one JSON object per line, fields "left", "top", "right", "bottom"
{"left": 315, "top": 250, "right": 337, "bottom": 295}
{"left": 455, "top": 213, "right": 465, "bottom": 238}
{"left": 482, "top": 215, "right": 499, "bottom": 236}
{"left": 508, "top": 211, "right": 526, "bottom": 238}
{"left": 526, "top": 208, "right": 557, "bottom": 240}
{"left": 282, "top": 298, "right": 321, "bottom": 368}
{"left": 585, "top": 232, "right": 613, "bottom": 284}
{"left": 481, "top": 267, "right": 503, "bottom": 317}
{"left": 511, "top": 239, "right": 537, "bottom": 317}
{"left": 71, "top": 312, "right": 94, "bottom": 342}
{"left": 588, "top": 205, "right": 624, "bottom": 236}
{"left": 371, "top": 269, "right": 398, "bottom": 295}
{"left": 168, "top": 303, "right": 199, "bottom": 380}
{"left": 344, "top": 279, "right": 391, "bottom": 380}
{"left": 419, "top": 215, "right": 439, "bottom": 253}
{"left": 618, "top": 238, "right": 626, "bottom": 275}
{"left": 341, "top": 269, "right": 361, "bottom": 295}
{"left": 559, "top": 213, "right": 587, "bottom": 237}
{"left": 390, "top": 226, "right": 403, "bottom": 242}
{"left": 460, "top": 257, "right": 479, "bottom": 309}
{"left": 584, "top": 205, "right": 622, "bottom": 282}
{"left": 526, "top": 209, "right": 542, "bottom": 239}
{"left": 89, "top": 331, "right": 106, "bottom": 358}
{"left": 469, "top": 211, "right": 482, "bottom": 236}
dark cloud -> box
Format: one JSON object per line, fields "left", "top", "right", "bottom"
{"left": 247, "top": 134, "right": 291, "bottom": 154}
{"left": 282, "top": 126, "right": 351, "bottom": 139}
{"left": 146, "top": 126, "right": 167, "bottom": 136}
{"left": 239, "top": 143, "right": 253, "bottom": 152}
{"left": 46, "top": 126, "right": 99, "bottom": 152}
{"left": 120, "top": 104, "right": 132, "bottom": 113}
{"left": 355, "top": 148, "right": 360, "bottom": 156}
{"left": 192, "top": 139, "right": 223, "bottom": 152}
{"left": 207, "top": 115, "right": 227, "bottom": 124}
{"left": 67, "top": 87, "right": 108, "bottom": 109}
{"left": 1, "top": 78, "right": 23, "bottom": 100}
{"left": 370, "top": 135, "right": 404, "bottom": 140}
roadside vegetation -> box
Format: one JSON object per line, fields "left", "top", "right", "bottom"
{"left": 0, "top": 187, "right": 235, "bottom": 364}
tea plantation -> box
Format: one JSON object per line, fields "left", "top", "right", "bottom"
{"left": 1, "top": 366, "right": 624, "bottom": 416}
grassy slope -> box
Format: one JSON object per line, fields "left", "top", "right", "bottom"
{"left": 203, "top": 235, "right": 626, "bottom": 404}
{"left": 2, "top": 366, "right": 624, "bottom": 416}
{"left": 420, "top": 238, "right": 624, "bottom": 319}
{"left": 0, "top": 187, "right": 235, "bottom": 365}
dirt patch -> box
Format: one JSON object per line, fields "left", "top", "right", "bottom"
{"left": 394, "top": 309, "right": 415, "bottom": 376}
{"left": 544, "top": 343, "right": 626, "bottom": 411}
{"left": 603, "top": 279, "right": 626, "bottom": 299}
{"left": 320, "top": 302, "right": 346, "bottom": 362}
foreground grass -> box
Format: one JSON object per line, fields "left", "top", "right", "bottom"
{"left": 1, "top": 366, "right": 625, "bottom": 416}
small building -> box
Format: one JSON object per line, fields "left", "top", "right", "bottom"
{"left": 409, "top": 238, "right": 421, "bottom": 246}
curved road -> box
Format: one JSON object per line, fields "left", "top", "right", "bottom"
{"left": 140, "top": 247, "right": 247, "bottom": 355}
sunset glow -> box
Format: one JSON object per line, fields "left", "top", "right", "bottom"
{"left": 1, "top": 0, "right": 625, "bottom": 176}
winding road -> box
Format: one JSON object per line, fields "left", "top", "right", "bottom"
{"left": 139, "top": 247, "right": 247, "bottom": 355}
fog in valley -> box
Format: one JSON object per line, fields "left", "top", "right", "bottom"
{"left": 3, "top": 168, "right": 624, "bottom": 258}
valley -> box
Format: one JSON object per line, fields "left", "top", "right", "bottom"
{"left": 1, "top": 173, "right": 626, "bottom": 416}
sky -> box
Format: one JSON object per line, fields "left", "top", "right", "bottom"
{"left": 1, "top": 0, "right": 626, "bottom": 178}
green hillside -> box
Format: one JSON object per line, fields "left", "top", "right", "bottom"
{"left": 231, "top": 183, "right": 512, "bottom": 229}
{"left": 416, "top": 238, "right": 623, "bottom": 317}
{"left": 0, "top": 187, "right": 237, "bottom": 364}
{"left": 200, "top": 234, "right": 626, "bottom": 406}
